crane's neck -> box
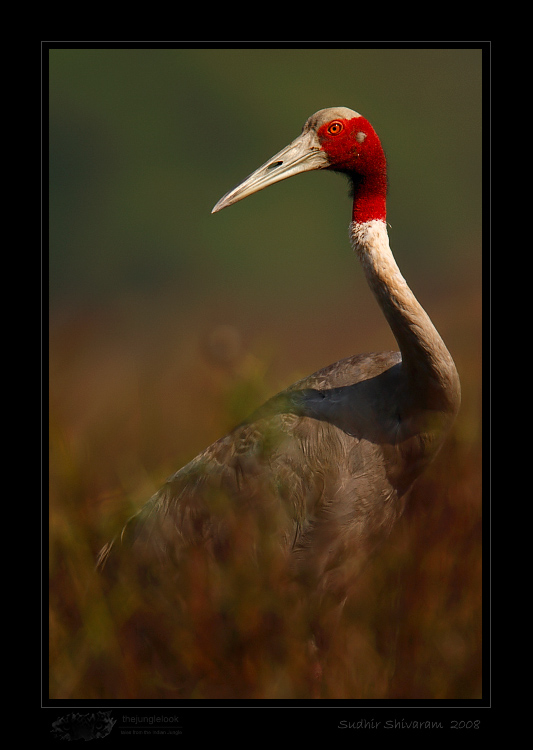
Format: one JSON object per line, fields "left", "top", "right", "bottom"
{"left": 350, "top": 172, "right": 387, "bottom": 225}
{"left": 350, "top": 219, "right": 460, "bottom": 417}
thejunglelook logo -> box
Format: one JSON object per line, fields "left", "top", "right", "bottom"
{"left": 51, "top": 711, "right": 116, "bottom": 740}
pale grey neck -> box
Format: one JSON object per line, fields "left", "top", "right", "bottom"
{"left": 350, "top": 220, "right": 460, "bottom": 414}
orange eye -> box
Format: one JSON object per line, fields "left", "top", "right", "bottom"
{"left": 327, "top": 121, "right": 344, "bottom": 135}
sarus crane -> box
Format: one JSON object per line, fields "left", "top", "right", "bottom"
{"left": 97, "top": 107, "right": 461, "bottom": 698}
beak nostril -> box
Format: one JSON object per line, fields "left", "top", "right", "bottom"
{"left": 212, "top": 130, "right": 329, "bottom": 213}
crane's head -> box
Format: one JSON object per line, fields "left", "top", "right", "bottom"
{"left": 212, "top": 107, "right": 387, "bottom": 218}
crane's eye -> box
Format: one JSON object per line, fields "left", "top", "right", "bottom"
{"left": 327, "top": 121, "right": 344, "bottom": 135}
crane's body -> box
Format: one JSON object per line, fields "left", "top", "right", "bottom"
{"left": 98, "top": 108, "right": 460, "bottom": 687}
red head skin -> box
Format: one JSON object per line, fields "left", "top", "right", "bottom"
{"left": 317, "top": 116, "right": 388, "bottom": 225}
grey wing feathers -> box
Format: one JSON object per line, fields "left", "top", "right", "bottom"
{"left": 98, "top": 351, "right": 401, "bottom": 573}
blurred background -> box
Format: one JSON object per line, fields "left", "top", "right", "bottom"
{"left": 49, "top": 47, "right": 483, "bottom": 700}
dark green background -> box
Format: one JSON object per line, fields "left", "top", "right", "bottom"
{"left": 49, "top": 47, "right": 482, "bottom": 307}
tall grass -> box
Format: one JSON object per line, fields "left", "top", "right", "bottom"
{"left": 49, "top": 293, "right": 482, "bottom": 700}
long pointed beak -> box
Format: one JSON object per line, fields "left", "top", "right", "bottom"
{"left": 211, "top": 129, "right": 329, "bottom": 213}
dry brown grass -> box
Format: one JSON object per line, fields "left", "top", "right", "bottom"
{"left": 48, "top": 289, "right": 482, "bottom": 701}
